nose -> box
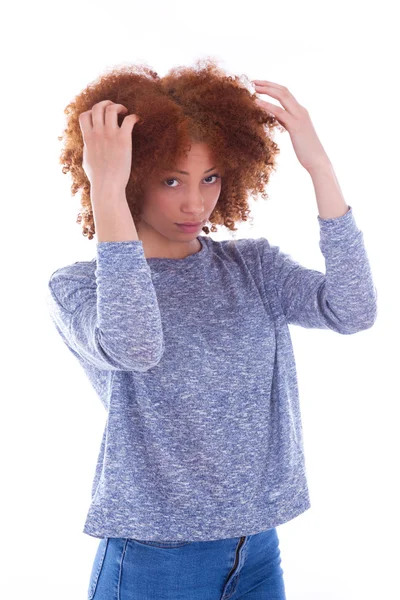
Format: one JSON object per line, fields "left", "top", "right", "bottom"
{"left": 182, "top": 191, "right": 205, "bottom": 218}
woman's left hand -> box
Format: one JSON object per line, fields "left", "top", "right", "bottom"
{"left": 252, "top": 79, "right": 331, "bottom": 173}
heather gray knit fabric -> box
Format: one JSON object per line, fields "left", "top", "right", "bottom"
{"left": 46, "top": 205, "right": 377, "bottom": 541}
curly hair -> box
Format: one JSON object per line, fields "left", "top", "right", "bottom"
{"left": 58, "top": 57, "right": 284, "bottom": 240}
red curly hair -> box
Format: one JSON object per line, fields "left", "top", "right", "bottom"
{"left": 58, "top": 57, "right": 284, "bottom": 240}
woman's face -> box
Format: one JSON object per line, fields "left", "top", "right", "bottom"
{"left": 136, "top": 142, "right": 222, "bottom": 258}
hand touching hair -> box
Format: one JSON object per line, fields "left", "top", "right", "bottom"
{"left": 58, "top": 57, "right": 283, "bottom": 240}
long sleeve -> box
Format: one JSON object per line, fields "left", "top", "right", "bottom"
{"left": 257, "top": 206, "right": 378, "bottom": 333}
{"left": 46, "top": 240, "right": 165, "bottom": 371}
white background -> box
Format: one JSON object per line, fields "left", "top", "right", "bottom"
{"left": 1, "top": 0, "right": 398, "bottom": 598}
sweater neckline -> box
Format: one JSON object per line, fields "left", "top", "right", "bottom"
{"left": 145, "top": 235, "right": 209, "bottom": 270}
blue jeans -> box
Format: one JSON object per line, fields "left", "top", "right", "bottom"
{"left": 88, "top": 527, "right": 286, "bottom": 599}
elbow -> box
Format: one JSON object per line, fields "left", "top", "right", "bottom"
{"left": 339, "top": 308, "right": 378, "bottom": 335}
{"left": 359, "top": 296, "right": 378, "bottom": 331}
{"left": 362, "top": 307, "right": 378, "bottom": 330}
{"left": 148, "top": 341, "right": 165, "bottom": 368}
{"left": 139, "top": 338, "right": 165, "bottom": 370}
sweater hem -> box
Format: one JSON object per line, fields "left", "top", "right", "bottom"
{"left": 82, "top": 491, "right": 311, "bottom": 542}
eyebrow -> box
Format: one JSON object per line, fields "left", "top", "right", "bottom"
{"left": 171, "top": 166, "right": 216, "bottom": 175}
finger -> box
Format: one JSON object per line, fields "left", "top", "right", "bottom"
{"left": 78, "top": 110, "right": 93, "bottom": 138}
{"left": 252, "top": 79, "right": 283, "bottom": 89}
{"left": 104, "top": 103, "right": 128, "bottom": 130}
{"left": 91, "top": 100, "right": 116, "bottom": 129}
{"left": 256, "top": 99, "right": 286, "bottom": 118}
{"left": 253, "top": 83, "right": 299, "bottom": 116}
{"left": 121, "top": 113, "right": 140, "bottom": 136}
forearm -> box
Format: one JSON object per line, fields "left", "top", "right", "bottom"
{"left": 91, "top": 184, "right": 140, "bottom": 243}
{"left": 307, "top": 162, "right": 349, "bottom": 220}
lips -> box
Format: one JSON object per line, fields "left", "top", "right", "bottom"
{"left": 177, "top": 222, "right": 202, "bottom": 226}
{"left": 176, "top": 223, "right": 203, "bottom": 232}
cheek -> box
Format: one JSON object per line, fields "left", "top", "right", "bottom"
{"left": 212, "top": 182, "right": 222, "bottom": 198}
{"left": 139, "top": 194, "right": 168, "bottom": 220}
{"left": 153, "top": 195, "right": 173, "bottom": 216}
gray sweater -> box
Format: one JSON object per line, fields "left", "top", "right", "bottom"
{"left": 46, "top": 205, "right": 377, "bottom": 541}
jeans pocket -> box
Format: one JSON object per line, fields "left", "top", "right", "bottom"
{"left": 131, "top": 539, "right": 193, "bottom": 548}
{"left": 88, "top": 538, "right": 109, "bottom": 600}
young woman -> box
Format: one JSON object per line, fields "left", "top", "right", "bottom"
{"left": 47, "top": 58, "right": 377, "bottom": 600}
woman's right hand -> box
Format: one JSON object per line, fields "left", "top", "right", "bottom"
{"left": 78, "top": 100, "right": 140, "bottom": 190}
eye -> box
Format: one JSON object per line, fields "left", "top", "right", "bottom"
{"left": 164, "top": 174, "right": 221, "bottom": 188}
